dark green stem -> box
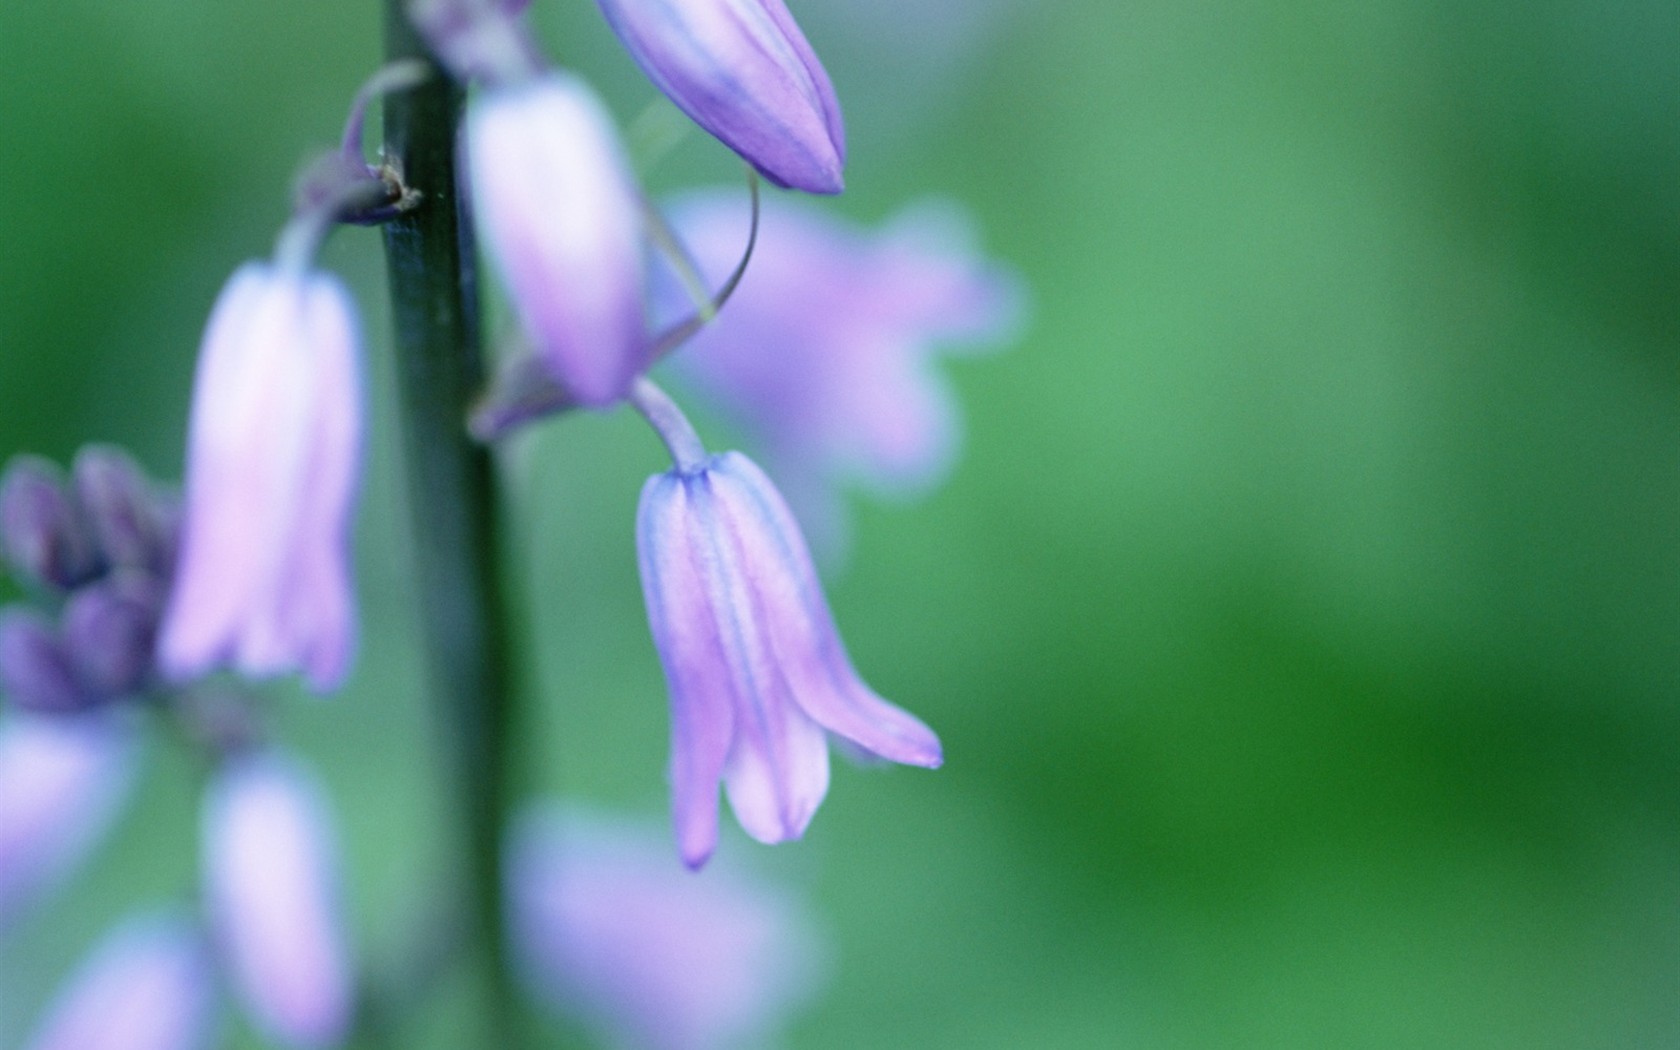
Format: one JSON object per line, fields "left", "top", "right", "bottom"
{"left": 379, "top": 3, "right": 518, "bottom": 1044}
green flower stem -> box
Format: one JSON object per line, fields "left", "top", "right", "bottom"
{"left": 379, "top": 3, "right": 520, "bottom": 1044}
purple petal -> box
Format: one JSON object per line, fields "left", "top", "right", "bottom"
{"left": 595, "top": 0, "right": 845, "bottom": 193}
{"left": 0, "top": 715, "right": 134, "bottom": 924}
{"left": 508, "top": 806, "right": 825, "bottom": 1050}
{"left": 468, "top": 74, "right": 647, "bottom": 408}
{"left": 22, "top": 913, "right": 214, "bottom": 1050}
{"left": 707, "top": 453, "right": 942, "bottom": 767}
{"left": 202, "top": 750, "right": 353, "bottom": 1049}
{"left": 638, "top": 473, "right": 737, "bottom": 868}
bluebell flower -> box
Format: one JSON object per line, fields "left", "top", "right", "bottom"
{"left": 202, "top": 750, "right": 353, "bottom": 1049}
{"left": 467, "top": 72, "right": 649, "bottom": 407}
{"left": 22, "top": 912, "right": 215, "bottom": 1050}
{"left": 509, "top": 806, "right": 824, "bottom": 1050}
{"left": 156, "top": 262, "right": 362, "bottom": 693}
{"left": 637, "top": 448, "right": 941, "bottom": 868}
{"left": 596, "top": 0, "right": 846, "bottom": 193}
{"left": 659, "top": 191, "right": 1023, "bottom": 551}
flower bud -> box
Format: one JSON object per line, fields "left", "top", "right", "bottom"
{"left": 0, "top": 607, "right": 90, "bottom": 714}
{"left": 72, "top": 445, "right": 169, "bottom": 574}
{"left": 468, "top": 73, "right": 648, "bottom": 408}
{"left": 203, "top": 750, "right": 353, "bottom": 1049}
{"left": 0, "top": 456, "right": 97, "bottom": 591}
{"left": 22, "top": 912, "right": 214, "bottom": 1050}
{"left": 63, "top": 573, "right": 164, "bottom": 698}
{"left": 595, "top": 0, "right": 846, "bottom": 193}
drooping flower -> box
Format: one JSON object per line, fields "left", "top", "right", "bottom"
{"left": 636, "top": 446, "right": 941, "bottom": 867}
{"left": 509, "top": 806, "right": 824, "bottom": 1050}
{"left": 21, "top": 912, "right": 215, "bottom": 1050}
{"left": 659, "top": 191, "right": 1023, "bottom": 550}
{"left": 595, "top": 0, "right": 846, "bottom": 194}
{"left": 0, "top": 714, "right": 135, "bottom": 925}
{"left": 201, "top": 749, "right": 353, "bottom": 1050}
{"left": 467, "top": 72, "right": 648, "bottom": 407}
{"left": 156, "top": 262, "right": 361, "bottom": 693}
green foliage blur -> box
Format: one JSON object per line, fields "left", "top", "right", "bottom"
{"left": 2, "top": 1, "right": 1677, "bottom": 1047}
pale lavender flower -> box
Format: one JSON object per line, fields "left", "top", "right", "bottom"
{"left": 21, "top": 912, "right": 214, "bottom": 1050}
{"left": 156, "top": 262, "right": 361, "bottom": 693}
{"left": 0, "top": 715, "right": 134, "bottom": 924}
{"left": 468, "top": 72, "right": 648, "bottom": 408}
{"left": 661, "top": 191, "right": 1022, "bottom": 548}
{"left": 637, "top": 448, "right": 941, "bottom": 868}
{"left": 202, "top": 750, "right": 353, "bottom": 1049}
{"left": 509, "top": 807, "right": 824, "bottom": 1050}
{"left": 596, "top": 0, "right": 846, "bottom": 194}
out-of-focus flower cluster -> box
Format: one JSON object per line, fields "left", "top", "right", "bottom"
{"left": 4, "top": 0, "right": 1023, "bottom": 1046}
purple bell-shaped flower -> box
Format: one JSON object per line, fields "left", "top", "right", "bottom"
{"left": 637, "top": 437, "right": 941, "bottom": 867}
{"left": 156, "top": 262, "right": 362, "bottom": 693}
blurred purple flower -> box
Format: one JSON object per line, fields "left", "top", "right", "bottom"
{"left": 509, "top": 806, "right": 824, "bottom": 1050}
{"left": 21, "top": 912, "right": 214, "bottom": 1050}
{"left": 595, "top": 0, "right": 846, "bottom": 193}
{"left": 0, "top": 714, "right": 134, "bottom": 924}
{"left": 660, "top": 191, "right": 1023, "bottom": 550}
{"left": 468, "top": 72, "right": 648, "bottom": 408}
{"left": 202, "top": 750, "right": 353, "bottom": 1049}
{"left": 637, "top": 450, "right": 941, "bottom": 868}
{"left": 156, "top": 262, "right": 362, "bottom": 693}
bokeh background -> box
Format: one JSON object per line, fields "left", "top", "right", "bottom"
{"left": 3, "top": 1, "right": 1678, "bottom": 1047}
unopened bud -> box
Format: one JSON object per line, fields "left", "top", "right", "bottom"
{"left": 72, "top": 446, "right": 166, "bottom": 574}
{"left": 0, "top": 607, "right": 89, "bottom": 714}
{"left": 0, "top": 457, "right": 97, "bottom": 591}
{"left": 63, "top": 574, "right": 164, "bottom": 698}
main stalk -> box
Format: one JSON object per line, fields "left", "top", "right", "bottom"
{"left": 379, "top": 3, "right": 519, "bottom": 1042}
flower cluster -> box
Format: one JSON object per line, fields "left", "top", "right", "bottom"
{"left": 4, "top": 0, "right": 1021, "bottom": 1046}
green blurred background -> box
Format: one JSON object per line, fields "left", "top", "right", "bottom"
{"left": 2, "top": 1, "right": 1678, "bottom": 1047}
